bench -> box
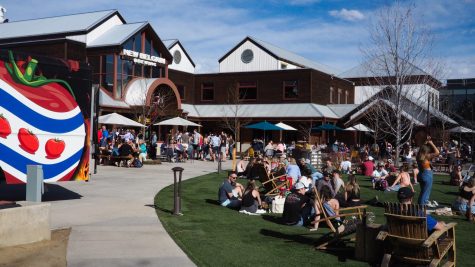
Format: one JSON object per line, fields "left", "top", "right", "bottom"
{"left": 110, "top": 156, "right": 132, "bottom": 167}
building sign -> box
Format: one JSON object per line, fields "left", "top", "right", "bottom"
{"left": 121, "top": 49, "right": 165, "bottom": 67}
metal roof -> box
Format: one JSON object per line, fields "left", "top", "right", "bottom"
{"left": 182, "top": 103, "right": 339, "bottom": 119}
{"left": 327, "top": 104, "right": 359, "bottom": 118}
{"left": 99, "top": 89, "right": 130, "bottom": 108}
{"left": 162, "top": 39, "right": 178, "bottom": 49}
{"left": 219, "top": 36, "right": 340, "bottom": 76}
{"left": 340, "top": 57, "right": 429, "bottom": 79}
{"left": 0, "top": 10, "right": 118, "bottom": 40}
{"left": 88, "top": 22, "right": 148, "bottom": 47}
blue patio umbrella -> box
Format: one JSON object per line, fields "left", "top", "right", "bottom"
{"left": 311, "top": 123, "right": 343, "bottom": 131}
{"left": 245, "top": 121, "right": 285, "bottom": 131}
{"left": 244, "top": 121, "right": 285, "bottom": 143}
{"left": 311, "top": 123, "right": 343, "bottom": 143}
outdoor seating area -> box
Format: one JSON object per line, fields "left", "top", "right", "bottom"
{"left": 155, "top": 169, "right": 472, "bottom": 266}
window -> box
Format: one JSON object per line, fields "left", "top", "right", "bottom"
{"left": 202, "top": 82, "right": 214, "bottom": 101}
{"left": 281, "top": 63, "right": 287, "bottom": 69}
{"left": 177, "top": 85, "right": 185, "bottom": 100}
{"left": 338, "top": 88, "right": 342, "bottom": 104}
{"left": 100, "top": 55, "right": 114, "bottom": 94}
{"left": 238, "top": 82, "right": 257, "bottom": 100}
{"left": 330, "top": 87, "right": 334, "bottom": 103}
{"left": 283, "top": 80, "right": 298, "bottom": 99}
{"left": 345, "top": 90, "right": 349, "bottom": 104}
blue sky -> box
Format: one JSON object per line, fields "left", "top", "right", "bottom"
{"left": 2, "top": 0, "right": 474, "bottom": 79}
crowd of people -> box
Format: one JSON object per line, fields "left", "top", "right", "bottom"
{"left": 218, "top": 135, "right": 475, "bottom": 227}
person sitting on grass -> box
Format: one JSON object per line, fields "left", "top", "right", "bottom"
{"left": 449, "top": 165, "right": 463, "bottom": 186}
{"left": 312, "top": 185, "right": 344, "bottom": 232}
{"left": 372, "top": 162, "right": 389, "bottom": 189}
{"left": 387, "top": 165, "right": 414, "bottom": 192}
{"left": 397, "top": 187, "right": 446, "bottom": 233}
{"left": 452, "top": 177, "right": 475, "bottom": 222}
{"left": 240, "top": 178, "right": 265, "bottom": 214}
{"left": 316, "top": 171, "right": 336, "bottom": 198}
{"left": 282, "top": 182, "right": 315, "bottom": 226}
{"left": 344, "top": 172, "right": 362, "bottom": 207}
{"left": 218, "top": 172, "right": 243, "bottom": 210}
{"left": 340, "top": 157, "right": 352, "bottom": 174}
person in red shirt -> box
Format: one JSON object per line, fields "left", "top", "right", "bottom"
{"left": 362, "top": 155, "right": 375, "bottom": 177}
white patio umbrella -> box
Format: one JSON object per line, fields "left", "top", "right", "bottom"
{"left": 275, "top": 122, "right": 297, "bottom": 131}
{"left": 448, "top": 126, "right": 475, "bottom": 134}
{"left": 154, "top": 117, "right": 202, "bottom": 127}
{"left": 275, "top": 122, "right": 297, "bottom": 141}
{"left": 98, "top": 112, "right": 145, "bottom": 127}
{"left": 352, "top": 123, "right": 374, "bottom": 132}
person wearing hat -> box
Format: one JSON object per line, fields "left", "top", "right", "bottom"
{"left": 282, "top": 181, "right": 315, "bottom": 226}
{"left": 371, "top": 162, "right": 389, "bottom": 190}
{"left": 362, "top": 155, "right": 375, "bottom": 177}
{"left": 397, "top": 187, "right": 446, "bottom": 233}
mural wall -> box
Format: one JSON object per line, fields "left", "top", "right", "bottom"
{"left": 0, "top": 50, "right": 92, "bottom": 184}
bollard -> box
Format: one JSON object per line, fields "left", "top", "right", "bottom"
{"left": 26, "top": 165, "right": 44, "bottom": 202}
{"left": 217, "top": 153, "right": 222, "bottom": 174}
{"left": 172, "top": 167, "right": 184, "bottom": 215}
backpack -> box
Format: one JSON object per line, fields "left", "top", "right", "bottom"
{"left": 132, "top": 158, "right": 143, "bottom": 168}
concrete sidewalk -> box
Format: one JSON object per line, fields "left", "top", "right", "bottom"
{"left": 48, "top": 160, "right": 232, "bottom": 266}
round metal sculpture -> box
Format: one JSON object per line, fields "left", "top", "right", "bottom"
{"left": 241, "top": 49, "right": 254, "bottom": 64}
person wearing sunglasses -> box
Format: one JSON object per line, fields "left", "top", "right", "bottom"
{"left": 218, "top": 172, "right": 243, "bottom": 209}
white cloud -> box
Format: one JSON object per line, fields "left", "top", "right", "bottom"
{"left": 329, "top": 8, "right": 365, "bottom": 21}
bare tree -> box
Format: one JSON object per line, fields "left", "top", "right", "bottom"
{"left": 129, "top": 78, "right": 177, "bottom": 135}
{"left": 221, "top": 83, "right": 250, "bottom": 145}
{"left": 360, "top": 1, "right": 443, "bottom": 163}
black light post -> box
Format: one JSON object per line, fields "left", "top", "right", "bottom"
{"left": 172, "top": 166, "right": 184, "bottom": 215}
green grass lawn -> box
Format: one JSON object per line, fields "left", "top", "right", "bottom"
{"left": 154, "top": 172, "right": 475, "bottom": 266}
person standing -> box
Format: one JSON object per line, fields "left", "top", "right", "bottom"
{"left": 149, "top": 131, "right": 158, "bottom": 160}
{"left": 416, "top": 136, "right": 439, "bottom": 206}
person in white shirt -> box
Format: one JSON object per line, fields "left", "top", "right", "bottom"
{"left": 340, "top": 157, "right": 352, "bottom": 174}
{"left": 371, "top": 163, "right": 389, "bottom": 189}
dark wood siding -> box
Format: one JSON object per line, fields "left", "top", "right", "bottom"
{"left": 168, "top": 69, "right": 195, "bottom": 103}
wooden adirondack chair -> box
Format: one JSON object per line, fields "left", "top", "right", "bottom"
{"left": 250, "top": 163, "right": 289, "bottom": 196}
{"left": 377, "top": 202, "right": 457, "bottom": 267}
{"left": 311, "top": 186, "right": 367, "bottom": 250}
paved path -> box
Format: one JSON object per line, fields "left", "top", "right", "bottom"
{"left": 47, "top": 160, "right": 232, "bottom": 266}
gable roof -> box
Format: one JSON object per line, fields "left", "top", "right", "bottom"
{"left": 219, "top": 36, "right": 340, "bottom": 76}
{"left": 0, "top": 10, "right": 122, "bottom": 41}
{"left": 342, "top": 87, "right": 457, "bottom": 126}
{"left": 88, "top": 22, "right": 148, "bottom": 47}
{"left": 162, "top": 39, "right": 196, "bottom": 67}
